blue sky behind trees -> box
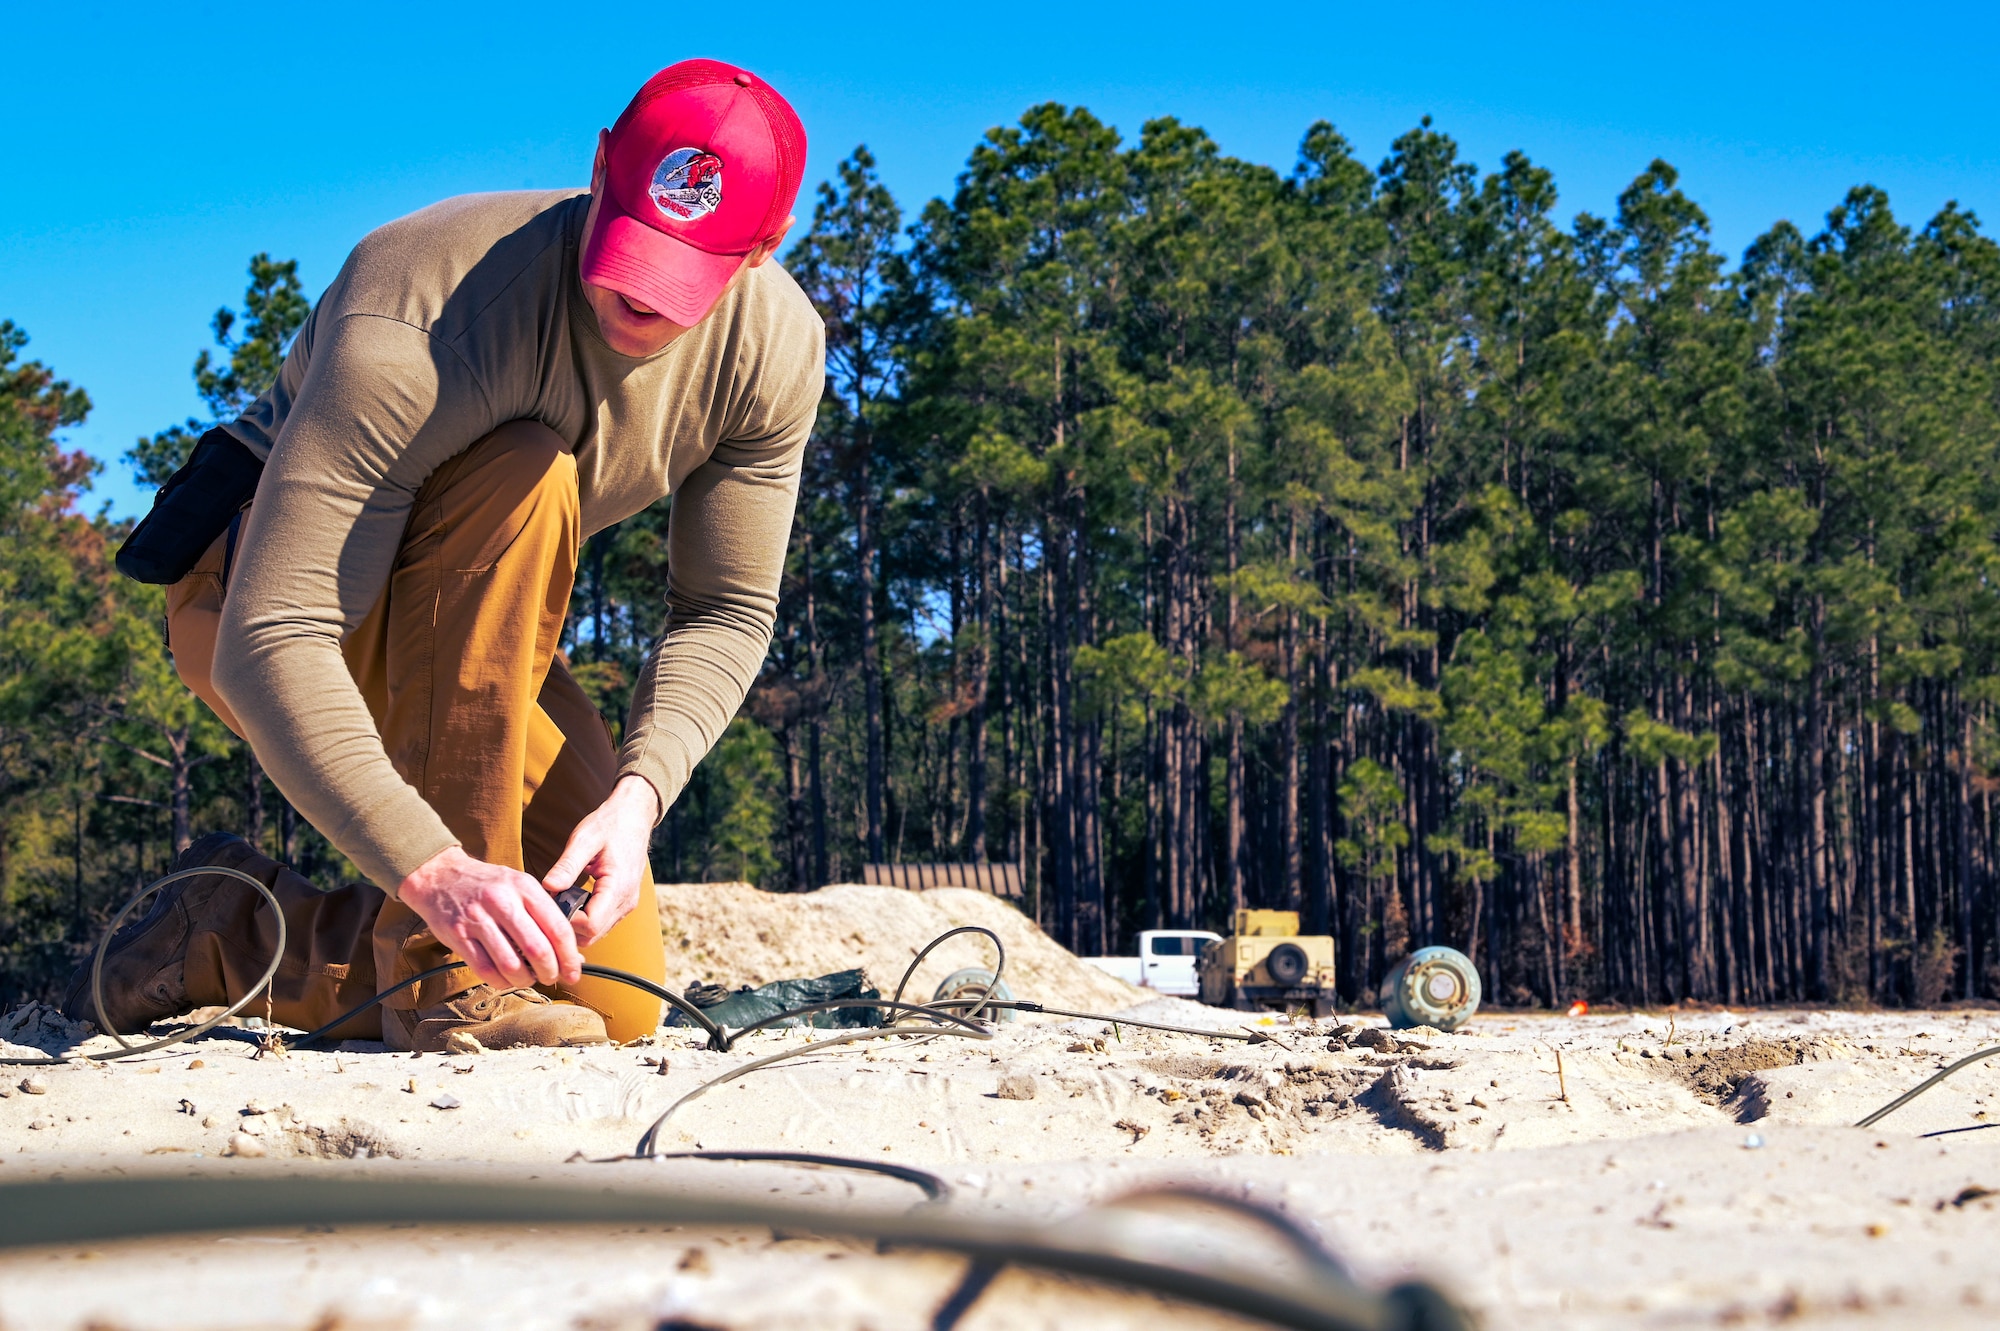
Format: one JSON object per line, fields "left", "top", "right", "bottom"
{"left": 5, "top": 1, "right": 1995, "bottom": 519}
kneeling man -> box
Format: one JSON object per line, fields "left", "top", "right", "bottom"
{"left": 68, "top": 60, "right": 822, "bottom": 1052}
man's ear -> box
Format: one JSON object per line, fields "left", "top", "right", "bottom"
{"left": 746, "top": 215, "right": 796, "bottom": 269}
{"left": 591, "top": 129, "right": 610, "bottom": 194}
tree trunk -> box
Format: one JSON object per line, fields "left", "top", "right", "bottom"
{"left": 965, "top": 505, "right": 992, "bottom": 861}
{"left": 245, "top": 745, "right": 265, "bottom": 853}
{"left": 1225, "top": 443, "right": 1244, "bottom": 917}
{"left": 856, "top": 438, "right": 886, "bottom": 865}
{"left": 1280, "top": 510, "right": 1302, "bottom": 911}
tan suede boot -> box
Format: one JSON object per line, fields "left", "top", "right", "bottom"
{"left": 60, "top": 831, "right": 258, "bottom": 1033}
{"left": 381, "top": 984, "right": 609, "bottom": 1054}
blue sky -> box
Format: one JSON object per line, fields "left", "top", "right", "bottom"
{"left": 6, "top": 2, "right": 1995, "bottom": 520}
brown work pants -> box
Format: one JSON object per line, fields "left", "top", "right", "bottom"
{"left": 167, "top": 421, "right": 666, "bottom": 1042}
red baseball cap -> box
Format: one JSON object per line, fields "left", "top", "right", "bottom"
{"left": 582, "top": 59, "right": 807, "bottom": 325}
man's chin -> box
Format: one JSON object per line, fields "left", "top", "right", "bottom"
{"left": 603, "top": 310, "right": 691, "bottom": 356}
{"left": 604, "top": 325, "right": 672, "bottom": 356}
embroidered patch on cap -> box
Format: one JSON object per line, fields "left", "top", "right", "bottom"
{"left": 649, "top": 148, "right": 724, "bottom": 221}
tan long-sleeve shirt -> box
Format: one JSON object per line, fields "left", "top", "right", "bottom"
{"left": 211, "top": 189, "right": 824, "bottom": 895}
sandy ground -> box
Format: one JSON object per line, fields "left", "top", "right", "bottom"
{"left": 3, "top": 885, "right": 1999, "bottom": 1329}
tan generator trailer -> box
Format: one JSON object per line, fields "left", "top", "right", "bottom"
{"left": 1196, "top": 909, "right": 1339, "bottom": 1016}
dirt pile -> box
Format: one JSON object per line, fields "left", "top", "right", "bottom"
{"left": 655, "top": 881, "right": 1146, "bottom": 1015}
{"left": 1635, "top": 1035, "right": 1858, "bottom": 1103}
{"left": 0, "top": 1002, "right": 90, "bottom": 1056}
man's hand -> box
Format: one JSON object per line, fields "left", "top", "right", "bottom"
{"left": 400, "top": 847, "right": 583, "bottom": 989}
{"left": 542, "top": 774, "right": 661, "bottom": 948}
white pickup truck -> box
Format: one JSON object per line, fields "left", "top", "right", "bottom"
{"left": 1084, "top": 930, "right": 1223, "bottom": 998}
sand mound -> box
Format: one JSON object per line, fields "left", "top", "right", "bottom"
{"left": 655, "top": 881, "right": 1146, "bottom": 1014}
{"left": 1641, "top": 1035, "right": 1858, "bottom": 1104}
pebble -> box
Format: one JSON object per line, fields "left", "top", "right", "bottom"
{"left": 242, "top": 1099, "right": 273, "bottom": 1115}
{"left": 27, "top": 1117, "right": 51, "bottom": 1130}
{"left": 19, "top": 1077, "right": 47, "bottom": 1095}
{"left": 430, "top": 1093, "right": 462, "bottom": 1110}
{"left": 444, "top": 1032, "right": 486, "bottom": 1056}
{"left": 202, "top": 1116, "right": 219, "bottom": 1128}
{"left": 228, "top": 1133, "right": 267, "bottom": 1158}
{"left": 995, "top": 1072, "right": 1038, "bottom": 1101}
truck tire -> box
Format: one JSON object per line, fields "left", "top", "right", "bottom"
{"left": 1266, "top": 942, "right": 1309, "bottom": 986}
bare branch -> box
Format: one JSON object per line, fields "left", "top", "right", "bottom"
{"left": 101, "top": 794, "right": 168, "bottom": 810}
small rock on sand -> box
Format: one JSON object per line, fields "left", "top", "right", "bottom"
{"left": 18, "top": 1077, "right": 47, "bottom": 1095}
{"left": 227, "top": 1133, "right": 266, "bottom": 1158}
{"left": 995, "top": 1072, "right": 1038, "bottom": 1100}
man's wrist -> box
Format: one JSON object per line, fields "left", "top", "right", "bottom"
{"left": 399, "top": 843, "right": 469, "bottom": 900}
{"left": 612, "top": 773, "right": 662, "bottom": 823}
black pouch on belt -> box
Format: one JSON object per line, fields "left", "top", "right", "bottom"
{"left": 114, "top": 427, "right": 265, "bottom": 585}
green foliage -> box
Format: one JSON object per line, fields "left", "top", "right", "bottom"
{"left": 1336, "top": 759, "right": 1409, "bottom": 882}
{"left": 695, "top": 718, "right": 784, "bottom": 885}
{"left": 128, "top": 253, "right": 308, "bottom": 486}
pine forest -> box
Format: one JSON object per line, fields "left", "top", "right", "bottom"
{"left": 5, "top": 106, "right": 2000, "bottom": 1013}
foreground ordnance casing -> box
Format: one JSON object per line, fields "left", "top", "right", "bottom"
{"left": 1196, "top": 910, "right": 1338, "bottom": 1017}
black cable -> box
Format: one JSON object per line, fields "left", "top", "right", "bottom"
{"left": 633, "top": 921, "right": 1013, "bottom": 1151}
{"left": 283, "top": 962, "right": 729, "bottom": 1052}
{"left": 931, "top": 1257, "right": 1005, "bottom": 1331}
{"left": 633, "top": 1021, "right": 997, "bottom": 1157}
{"left": 0, "top": 1175, "right": 1476, "bottom": 1331}
{"left": 929, "top": 998, "right": 1280, "bottom": 1044}
{"left": 707, "top": 995, "right": 993, "bottom": 1042}
{"left": 892, "top": 925, "right": 1005, "bottom": 1023}
{"left": 2, "top": 866, "right": 287, "bottom": 1068}
{"left": 1080, "top": 1187, "right": 1355, "bottom": 1282}
{"left": 608, "top": 1150, "right": 952, "bottom": 1202}
{"left": 1855, "top": 1044, "right": 2000, "bottom": 1128}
